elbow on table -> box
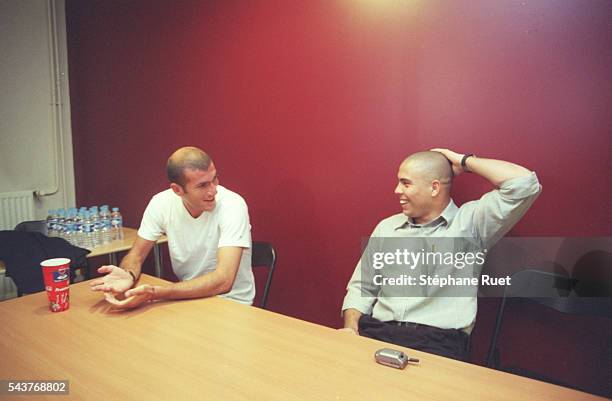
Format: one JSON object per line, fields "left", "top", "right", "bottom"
{"left": 215, "top": 276, "right": 235, "bottom": 295}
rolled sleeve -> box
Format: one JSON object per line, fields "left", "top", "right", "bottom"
{"left": 341, "top": 258, "right": 378, "bottom": 315}
{"left": 498, "top": 171, "right": 542, "bottom": 199}
{"left": 342, "top": 223, "right": 387, "bottom": 315}
{"left": 471, "top": 171, "right": 542, "bottom": 248}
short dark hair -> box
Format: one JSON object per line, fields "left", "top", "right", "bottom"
{"left": 166, "top": 147, "right": 213, "bottom": 187}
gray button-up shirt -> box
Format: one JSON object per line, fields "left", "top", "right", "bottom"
{"left": 342, "top": 172, "right": 542, "bottom": 330}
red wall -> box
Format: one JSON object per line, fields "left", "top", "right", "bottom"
{"left": 66, "top": 0, "right": 612, "bottom": 394}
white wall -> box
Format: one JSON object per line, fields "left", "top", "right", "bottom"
{"left": 0, "top": 0, "right": 75, "bottom": 220}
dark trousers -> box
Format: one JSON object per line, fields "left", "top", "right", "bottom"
{"left": 358, "top": 315, "right": 470, "bottom": 361}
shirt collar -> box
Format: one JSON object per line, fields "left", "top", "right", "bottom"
{"left": 394, "top": 199, "right": 459, "bottom": 230}
{"left": 439, "top": 199, "right": 459, "bottom": 224}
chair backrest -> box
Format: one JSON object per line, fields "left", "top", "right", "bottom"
{"left": 251, "top": 241, "right": 276, "bottom": 309}
{"left": 506, "top": 268, "right": 612, "bottom": 317}
{"left": 486, "top": 268, "right": 612, "bottom": 368}
{"left": 572, "top": 250, "right": 612, "bottom": 297}
{"left": 14, "top": 220, "right": 48, "bottom": 236}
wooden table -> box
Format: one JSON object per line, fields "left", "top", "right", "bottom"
{"left": 0, "top": 228, "right": 168, "bottom": 279}
{"left": 0, "top": 275, "right": 604, "bottom": 401}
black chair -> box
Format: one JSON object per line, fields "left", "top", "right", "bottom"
{"left": 486, "top": 268, "right": 612, "bottom": 394}
{"left": 252, "top": 241, "right": 277, "bottom": 309}
{"left": 14, "top": 220, "right": 48, "bottom": 236}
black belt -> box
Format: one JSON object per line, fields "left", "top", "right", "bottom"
{"left": 390, "top": 321, "right": 469, "bottom": 337}
{"left": 390, "top": 321, "right": 426, "bottom": 328}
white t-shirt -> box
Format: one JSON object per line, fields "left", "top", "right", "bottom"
{"left": 137, "top": 185, "right": 255, "bottom": 304}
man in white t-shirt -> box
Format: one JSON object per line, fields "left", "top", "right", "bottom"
{"left": 90, "top": 146, "right": 255, "bottom": 308}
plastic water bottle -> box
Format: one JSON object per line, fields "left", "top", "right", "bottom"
{"left": 80, "top": 210, "right": 94, "bottom": 250}
{"left": 53, "top": 209, "right": 62, "bottom": 237}
{"left": 89, "top": 206, "right": 101, "bottom": 247}
{"left": 56, "top": 209, "right": 66, "bottom": 239}
{"left": 111, "top": 207, "right": 124, "bottom": 240}
{"left": 46, "top": 209, "right": 57, "bottom": 237}
{"left": 79, "top": 207, "right": 88, "bottom": 246}
{"left": 73, "top": 209, "right": 83, "bottom": 247}
{"left": 64, "top": 209, "right": 75, "bottom": 245}
{"left": 71, "top": 208, "right": 80, "bottom": 245}
{"left": 99, "top": 205, "right": 112, "bottom": 244}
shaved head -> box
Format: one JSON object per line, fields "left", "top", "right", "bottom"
{"left": 167, "top": 147, "right": 213, "bottom": 187}
{"left": 401, "top": 151, "right": 453, "bottom": 187}
{"left": 395, "top": 151, "right": 454, "bottom": 223}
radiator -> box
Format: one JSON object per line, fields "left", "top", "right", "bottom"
{"left": 0, "top": 190, "right": 36, "bottom": 230}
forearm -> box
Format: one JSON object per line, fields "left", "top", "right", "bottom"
{"left": 119, "top": 251, "right": 144, "bottom": 279}
{"left": 465, "top": 156, "right": 532, "bottom": 187}
{"left": 115, "top": 236, "right": 155, "bottom": 284}
{"left": 153, "top": 270, "right": 233, "bottom": 301}
{"left": 343, "top": 308, "right": 363, "bottom": 331}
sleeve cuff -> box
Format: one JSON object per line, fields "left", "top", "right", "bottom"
{"left": 341, "top": 300, "right": 374, "bottom": 317}
{"left": 137, "top": 229, "right": 160, "bottom": 242}
{"left": 218, "top": 240, "right": 251, "bottom": 248}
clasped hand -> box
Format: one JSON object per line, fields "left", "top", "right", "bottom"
{"left": 430, "top": 148, "right": 467, "bottom": 176}
{"left": 104, "top": 284, "right": 157, "bottom": 309}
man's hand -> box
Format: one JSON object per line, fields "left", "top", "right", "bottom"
{"left": 432, "top": 148, "right": 533, "bottom": 186}
{"left": 341, "top": 308, "right": 362, "bottom": 336}
{"left": 90, "top": 265, "right": 134, "bottom": 294}
{"left": 104, "top": 285, "right": 157, "bottom": 309}
{"left": 430, "top": 148, "right": 466, "bottom": 176}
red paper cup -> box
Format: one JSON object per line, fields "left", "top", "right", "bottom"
{"left": 40, "top": 258, "right": 71, "bottom": 312}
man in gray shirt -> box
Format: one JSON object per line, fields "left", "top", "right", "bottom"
{"left": 341, "top": 148, "right": 541, "bottom": 360}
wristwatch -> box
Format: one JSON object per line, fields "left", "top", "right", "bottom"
{"left": 461, "top": 153, "right": 475, "bottom": 171}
